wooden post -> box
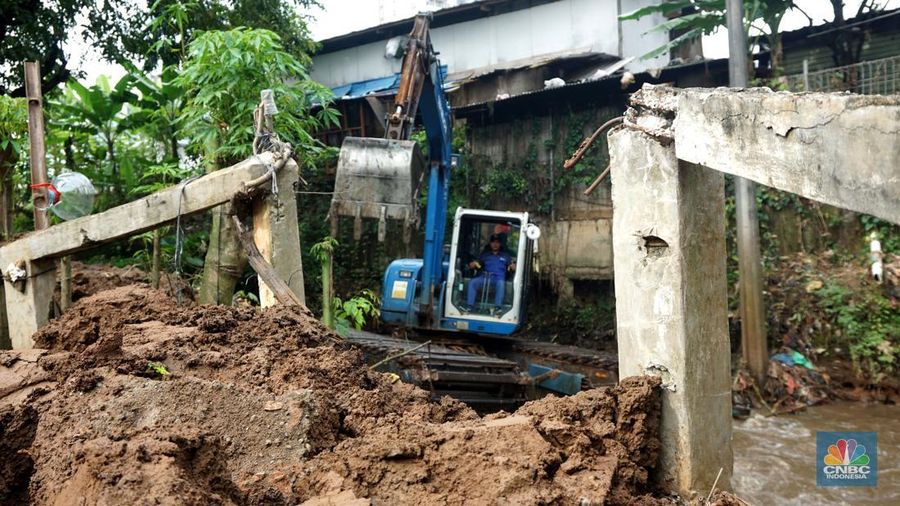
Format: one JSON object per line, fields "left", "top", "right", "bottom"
{"left": 252, "top": 159, "right": 306, "bottom": 307}
{"left": 321, "top": 245, "right": 334, "bottom": 329}
{"left": 4, "top": 259, "right": 56, "bottom": 349}
{"left": 59, "top": 256, "right": 72, "bottom": 312}
{"left": 0, "top": 282, "right": 9, "bottom": 349}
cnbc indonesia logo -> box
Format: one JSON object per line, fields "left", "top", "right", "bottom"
{"left": 817, "top": 432, "right": 877, "bottom": 487}
{"left": 823, "top": 439, "right": 870, "bottom": 478}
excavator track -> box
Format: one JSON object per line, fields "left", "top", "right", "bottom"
{"left": 346, "top": 330, "right": 529, "bottom": 410}
{"left": 345, "top": 329, "right": 617, "bottom": 411}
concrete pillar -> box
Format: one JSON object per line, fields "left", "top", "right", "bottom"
{"left": 3, "top": 259, "right": 56, "bottom": 349}
{"left": 608, "top": 126, "right": 732, "bottom": 497}
{"left": 252, "top": 159, "right": 306, "bottom": 307}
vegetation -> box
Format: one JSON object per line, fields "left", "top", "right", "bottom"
{"left": 0, "top": 0, "right": 321, "bottom": 96}
{"left": 817, "top": 280, "right": 898, "bottom": 380}
{"left": 174, "top": 27, "right": 336, "bottom": 304}
{"left": 0, "top": 96, "right": 27, "bottom": 238}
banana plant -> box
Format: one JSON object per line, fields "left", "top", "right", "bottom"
{"left": 50, "top": 74, "right": 138, "bottom": 202}
{"left": 0, "top": 96, "right": 27, "bottom": 238}
{"left": 619, "top": 0, "right": 799, "bottom": 75}
{"left": 125, "top": 66, "right": 190, "bottom": 288}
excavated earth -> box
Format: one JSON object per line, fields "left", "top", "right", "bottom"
{"left": 1, "top": 285, "right": 670, "bottom": 505}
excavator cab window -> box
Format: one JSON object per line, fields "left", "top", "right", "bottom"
{"left": 451, "top": 216, "right": 521, "bottom": 316}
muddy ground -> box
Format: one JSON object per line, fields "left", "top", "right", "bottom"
{"left": 55, "top": 261, "right": 194, "bottom": 305}
{"left": 1, "top": 285, "right": 674, "bottom": 505}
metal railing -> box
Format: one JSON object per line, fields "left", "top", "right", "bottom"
{"left": 784, "top": 54, "right": 900, "bottom": 95}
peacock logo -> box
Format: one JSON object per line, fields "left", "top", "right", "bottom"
{"left": 823, "top": 439, "right": 870, "bottom": 466}
{"left": 817, "top": 432, "right": 876, "bottom": 487}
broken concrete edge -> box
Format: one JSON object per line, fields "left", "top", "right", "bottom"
{"left": 625, "top": 84, "right": 900, "bottom": 225}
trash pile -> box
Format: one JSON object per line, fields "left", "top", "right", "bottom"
{"left": 2, "top": 285, "right": 671, "bottom": 505}
{"left": 733, "top": 251, "right": 900, "bottom": 414}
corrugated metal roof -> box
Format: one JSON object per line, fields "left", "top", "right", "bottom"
{"left": 331, "top": 65, "right": 449, "bottom": 100}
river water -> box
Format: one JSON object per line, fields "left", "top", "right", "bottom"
{"left": 732, "top": 401, "right": 898, "bottom": 505}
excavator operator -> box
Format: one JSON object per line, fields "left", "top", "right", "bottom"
{"left": 463, "top": 234, "right": 516, "bottom": 313}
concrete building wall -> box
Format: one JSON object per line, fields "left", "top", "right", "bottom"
{"left": 464, "top": 103, "right": 621, "bottom": 295}
{"left": 312, "top": 0, "right": 668, "bottom": 88}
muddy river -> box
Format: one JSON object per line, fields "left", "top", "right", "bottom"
{"left": 732, "top": 401, "right": 898, "bottom": 505}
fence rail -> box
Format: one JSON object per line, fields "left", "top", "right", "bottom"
{"left": 784, "top": 54, "right": 900, "bottom": 95}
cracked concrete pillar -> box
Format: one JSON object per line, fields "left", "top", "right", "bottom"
{"left": 609, "top": 126, "right": 732, "bottom": 497}
{"left": 3, "top": 259, "right": 56, "bottom": 349}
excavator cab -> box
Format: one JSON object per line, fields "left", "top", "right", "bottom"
{"left": 329, "top": 12, "right": 541, "bottom": 337}
{"left": 442, "top": 209, "right": 537, "bottom": 335}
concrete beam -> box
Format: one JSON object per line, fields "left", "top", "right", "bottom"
{"left": 0, "top": 153, "right": 277, "bottom": 348}
{"left": 609, "top": 126, "right": 732, "bottom": 497}
{"left": 663, "top": 87, "right": 900, "bottom": 224}
{"left": 0, "top": 153, "right": 276, "bottom": 267}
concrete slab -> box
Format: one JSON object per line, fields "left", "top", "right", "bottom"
{"left": 665, "top": 87, "right": 900, "bottom": 224}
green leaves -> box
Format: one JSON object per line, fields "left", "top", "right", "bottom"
{"left": 618, "top": 0, "right": 797, "bottom": 62}
{"left": 333, "top": 289, "right": 381, "bottom": 333}
{"left": 175, "top": 28, "right": 336, "bottom": 165}
{"left": 310, "top": 236, "right": 338, "bottom": 263}
{"left": 0, "top": 96, "right": 28, "bottom": 157}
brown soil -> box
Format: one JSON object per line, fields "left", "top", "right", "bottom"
{"left": 1, "top": 285, "right": 667, "bottom": 505}
{"left": 54, "top": 261, "right": 194, "bottom": 306}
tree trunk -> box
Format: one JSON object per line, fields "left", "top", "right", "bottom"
{"left": 151, "top": 228, "right": 161, "bottom": 289}
{"left": 321, "top": 249, "right": 334, "bottom": 329}
{"left": 0, "top": 144, "right": 14, "bottom": 240}
{"left": 59, "top": 256, "right": 72, "bottom": 312}
{"left": 198, "top": 149, "right": 247, "bottom": 305}
{"left": 770, "top": 32, "right": 784, "bottom": 76}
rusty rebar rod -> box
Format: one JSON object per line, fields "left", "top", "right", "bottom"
{"left": 563, "top": 116, "right": 623, "bottom": 171}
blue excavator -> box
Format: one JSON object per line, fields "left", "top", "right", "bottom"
{"left": 329, "top": 14, "right": 613, "bottom": 405}
{"left": 329, "top": 13, "right": 542, "bottom": 337}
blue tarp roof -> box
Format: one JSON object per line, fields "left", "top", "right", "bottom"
{"left": 331, "top": 65, "right": 448, "bottom": 99}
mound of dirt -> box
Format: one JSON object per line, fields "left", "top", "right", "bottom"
{"left": 3, "top": 285, "right": 665, "bottom": 505}
{"left": 55, "top": 261, "right": 194, "bottom": 306}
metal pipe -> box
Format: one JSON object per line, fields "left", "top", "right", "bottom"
{"left": 726, "top": 0, "right": 767, "bottom": 386}
{"left": 24, "top": 61, "right": 49, "bottom": 230}
{"left": 726, "top": 0, "right": 749, "bottom": 88}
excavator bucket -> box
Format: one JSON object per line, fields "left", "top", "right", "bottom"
{"left": 329, "top": 137, "right": 426, "bottom": 242}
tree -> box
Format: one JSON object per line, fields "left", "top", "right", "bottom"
{"left": 620, "top": 0, "right": 890, "bottom": 78}
{"left": 90, "top": 0, "right": 322, "bottom": 71}
{"left": 0, "top": 1, "right": 319, "bottom": 96}
{"left": 0, "top": 96, "right": 27, "bottom": 238}
{"left": 0, "top": 0, "right": 91, "bottom": 95}
{"left": 50, "top": 76, "right": 139, "bottom": 203}
{"left": 175, "top": 27, "right": 336, "bottom": 304}
{"left": 619, "top": 0, "right": 801, "bottom": 76}
{"left": 825, "top": 0, "right": 884, "bottom": 68}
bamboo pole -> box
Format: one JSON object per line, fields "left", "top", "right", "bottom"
{"left": 24, "top": 62, "right": 49, "bottom": 230}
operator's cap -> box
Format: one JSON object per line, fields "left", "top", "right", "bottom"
{"left": 489, "top": 233, "right": 502, "bottom": 242}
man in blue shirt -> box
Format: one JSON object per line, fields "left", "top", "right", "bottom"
{"left": 465, "top": 234, "right": 515, "bottom": 313}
